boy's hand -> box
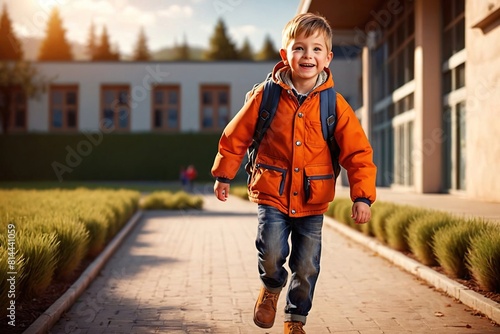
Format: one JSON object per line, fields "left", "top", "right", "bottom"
{"left": 351, "top": 202, "right": 371, "bottom": 224}
{"left": 214, "top": 180, "right": 230, "bottom": 202}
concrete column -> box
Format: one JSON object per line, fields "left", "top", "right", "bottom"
{"left": 361, "top": 45, "right": 371, "bottom": 138}
{"left": 413, "top": 0, "right": 442, "bottom": 193}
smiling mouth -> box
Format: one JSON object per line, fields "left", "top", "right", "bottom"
{"left": 300, "top": 63, "right": 315, "bottom": 68}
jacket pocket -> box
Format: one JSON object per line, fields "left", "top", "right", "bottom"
{"left": 305, "top": 120, "right": 324, "bottom": 147}
{"left": 304, "top": 165, "right": 335, "bottom": 204}
{"left": 251, "top": 162, "right": 287, "bottom": 197}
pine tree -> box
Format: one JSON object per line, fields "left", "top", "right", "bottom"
{"left": 238, "top": 37, "right": 254, "bottom": 61}
{"left": 38, "top": 7, "right": 73, "bottom": 61}
{"left": 86, "top": 21, "right": 97, "bottom": 60}
{"left": 111, "top": 42, "right": 121, "bottom": 61}
{"left": 0, "top": 4, "right": 23, "bottom": 60}
{"left": 94, "top": 26, "right": 118, "bottom": 61}
{"left": 204, "top": 18, "right": 238, "bottom": 60}
{"left": 255, "top": 34, "right": 280, "bottom": 61}
{"left": 173, "top": 34, "right": 190, "bottom": 61}
{"left": 132, "top": 27, "right": 151, "bottom": 61}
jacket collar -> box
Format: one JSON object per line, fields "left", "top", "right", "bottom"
{"left": 271, "top": 61, "right": 334, "bottom": 93}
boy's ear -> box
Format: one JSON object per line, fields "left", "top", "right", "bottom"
{"left": 326, "top": 50, "right": 333, "bottom": 67}
{"left": 279, "top": 49, "right": 288, "bottom": 65}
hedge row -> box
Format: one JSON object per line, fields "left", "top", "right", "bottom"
{"left": 0, "top": 188, "right": 140, "bottom": 316}
{"left": 0, "top": 133, "right": 242, "bottom": 182}
{"left": 327, "top": 199, "right": 500, "bottom": 293}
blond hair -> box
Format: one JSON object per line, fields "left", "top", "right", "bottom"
{"left": 282, "top": 13, "right": 333, "bottom": 51}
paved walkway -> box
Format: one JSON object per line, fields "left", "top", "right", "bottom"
{"left": 50, "top": 191, "right": 500, "bottom": 334}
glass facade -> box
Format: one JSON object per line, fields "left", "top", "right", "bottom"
{"left": 441, "top": 0, "right": 466, "bottom": 192}
{"left": 370, "top": 0, "right": 415, "bottom": 187}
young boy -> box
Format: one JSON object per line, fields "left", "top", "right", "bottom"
{"left": 211, "top": 13, "right": 377, "bottom": 334}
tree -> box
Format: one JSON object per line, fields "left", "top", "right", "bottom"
{"left": 38, "top": 7, "right": 73, "bottom": 61}
{"left": 204, "top": 18, "right": 238, "bottom": 60}
{"left": 112, "top": 42, "right": 121, "bottom": 61}
{"left": 255, "top": 34, "right": 280, "bottom": 61}
{"left": 0, "top": 61, "right": 50, "bottom": 133}
{"left": 94, "top": 26, "right": 120, "bottom": 61}
{"left": 86, "top": 21, "right": 97, "bottom": 60}
{"left": 173, "top": 34, "right": 190, "bottom": 61}
{"left": 238, "top": 37, "right": 254, "bottom": 61}
{"left": 132, "top": 27, "right": 151, "bottom": 61}
{"left": 0, "top": 4, "right": 23, "bottom": 60}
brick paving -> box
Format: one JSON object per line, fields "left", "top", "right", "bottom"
{"left": 50, "top": 194, "right": 500, "bottom": 334}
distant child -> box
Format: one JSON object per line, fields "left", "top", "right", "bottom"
{"left": 185, "top": 164, "right": 198, "bottom": 192}
{"left": 179, "top": 166, "right": 188, "bottom": 190}
{"left": 211, "top": 13, "right": 377, "bottom": 334}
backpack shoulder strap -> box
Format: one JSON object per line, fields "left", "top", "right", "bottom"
{"left": 320, "top": 87, "right": 337, "bottom": 141}
{"left": 253, "top": 74, "right": 281, "bottom": 145}
{"left": 320, "top": 87, "right": 341, "bottom": 178}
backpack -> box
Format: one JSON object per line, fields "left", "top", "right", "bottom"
{"left": 244, "top": 73, "right": 341, "bottom": 185}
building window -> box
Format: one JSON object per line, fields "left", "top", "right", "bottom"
{"left": 442, "top": 0, "right": 465, "bottom": 60}
{"left": 372, "top": 1, "right": 415, "bottom": 102}
{"left": 441, "top": 0, "right": 466, "bottom": 192}
{"left": 200, "top": 85, "right": 230, "bottom": 131}
{"left": 152, "top": 85, "right": 180, "bottom": 131}
{"left": 101, "top": 85, "right": 130, "bottom": 131}
{"left": 49, "top": 85, "right": 78, "bottom": 131}
{"left": 1, "top": 88, "right": 27, "bottom": 133}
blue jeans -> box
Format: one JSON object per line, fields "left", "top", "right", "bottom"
{"left": 256, "top": 204, "right": 323, "bottom": 325}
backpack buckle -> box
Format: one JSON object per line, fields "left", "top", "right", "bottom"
{"left": 327, "top": 115, "right": 335, "bottom": 126}
{"left": 260, "top": 110, "right": 270, "bottom": 121}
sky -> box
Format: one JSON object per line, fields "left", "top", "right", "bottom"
{"left": 3, "top": 0, "right": 301, "bottom": 55}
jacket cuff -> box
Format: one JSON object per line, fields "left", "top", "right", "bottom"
{"left": 215, "top": 177, "right": 231, "bottom": 184}
{"left": 354, "top": 197, "right": 371, "bottom": 207}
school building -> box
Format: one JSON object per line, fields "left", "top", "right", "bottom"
{"left": 299, "top": 0, "right": 500, "bottom": 202}
{"left": 3, "top": 0, "right": 499, "bottom": 202}
{"left": 2, "top": 57, "right": 360, "bottom": 135}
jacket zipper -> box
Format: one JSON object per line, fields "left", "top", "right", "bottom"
{"left": 305, "top": 174, "right": 334, "bottom": 200}
{"left": 256, "top": 163, "right": 287, "bottom": 196}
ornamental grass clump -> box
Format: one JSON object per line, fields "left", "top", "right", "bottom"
{"left": 172, "top": 191, "right": 204, "bottom": 210}
{"left": 0, "top": 188, "right": 140, "bottom": 304}
{"left": 74, "top": 209, "right": 109, "bottom": 257}
{"left": 407, "top": 212, "right": 457, "bottom": 266}
{"left": 385, "top": 207, "right": 430, "bottom": 252}
{"left": 0, "top": 244, "right": 25, "bottom": 316}
{"left": 466, "top": 228, "right": 500, "bottom": 292}
{"left": 16, "top": 231, "right": 59, "bottom": 299}
{"left": 232, "top": 186, "right": 249, "bottom": 200}
{"left": 328, "top": 197, "right": 352, "bottom": 225}
{"left": 140, "top": 191, "right": 204, "bottom": 210}
{"left": 370, "top": 202, "right": 398, "bottom": 244}
{"left": 26, "top": 215, "right": 90, "bottom": 280}
{"left": 433, "top": 218, "right": 493, "bottom": 279}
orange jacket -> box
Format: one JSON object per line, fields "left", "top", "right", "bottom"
{"left": 212, "top": 62, "right": 377, "bottom": 217}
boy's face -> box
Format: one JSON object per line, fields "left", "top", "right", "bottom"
{"left": 280, "top": 31, "right": 333, "bottom": 87}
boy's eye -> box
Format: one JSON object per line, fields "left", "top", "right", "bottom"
{"left": 314, "top": 47, "right": 322, "bottom": 51}
{"left": 294, "top": 46, "right": 304, "bottom": 51}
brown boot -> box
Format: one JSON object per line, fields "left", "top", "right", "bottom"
{"left": 253, "top": 287, "right": 280, "bottom": 328}
{"left": 284, "top": 321, "right": 306, "bottom": 334}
